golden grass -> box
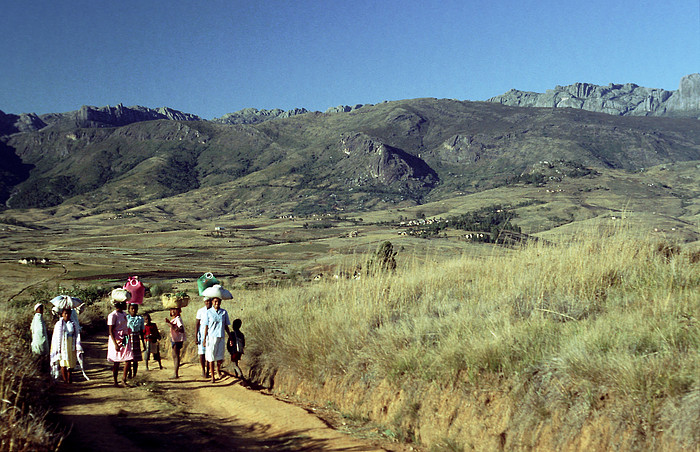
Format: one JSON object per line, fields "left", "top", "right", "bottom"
{"left": 227, "top": 224, "right": 699, "bottom": 447}
{"left": 0, "top": 310, "right": 63, "bottom": 451}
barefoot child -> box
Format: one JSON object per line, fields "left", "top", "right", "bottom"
{"left": 165, "top": 307, "right": 185, "bottom": 378}
{"left": 143, "top": 313, "right": 163, "bottom": 370}
{"left": 126, "top": 303, "right": 146, "bottom": 378}
{"left": 227, "top": 318, "right": 245, "bottom": 379}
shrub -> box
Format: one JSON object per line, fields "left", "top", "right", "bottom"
{"left": 148, "top": 282, "right": 171, "bottom": 298}
{"left": 366, "top": 241, "right": 397, "bottom": 274}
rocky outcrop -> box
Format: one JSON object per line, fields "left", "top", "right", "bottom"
{"left": 3, "top": 104, "right": 203, "bottom": 132}
{"left": 212, "top": 107, "right": 310, "bottom": 125}
{"left": 664, "top": 73, "right": 700, "bottom": 115}
{"left": 335, "top": 133, "right": 438, "bottom": 192}
{"left": 71, "top": 104, "right": 201, "bottom": 128}
{"left": 0, "top": 110, "right": 48, "bottom": 134}
{"left": 325, "top": 104, "right": 371, "bottom": 114}
{"left": 488, "top": 74, "right": 700, "bottom": 118}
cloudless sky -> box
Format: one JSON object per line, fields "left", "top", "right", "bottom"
{"left": 2, "top": 0, "right": 699, "bottom": 119}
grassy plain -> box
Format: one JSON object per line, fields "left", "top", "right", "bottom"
{"left": 1, "top": 161, "right": 698, "bottom": 450}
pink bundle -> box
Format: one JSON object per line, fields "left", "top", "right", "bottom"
{"left": 123, "top": 276, "right": 145, "bottom": 304}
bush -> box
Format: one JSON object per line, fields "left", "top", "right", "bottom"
{"left": 366, "top": 241, "right": 397, "bottom": 274}
{"left": 148, "top": 282, "right": 171, "bottom": 298}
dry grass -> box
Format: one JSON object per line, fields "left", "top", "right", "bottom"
{"left": 0, "top": 310, "right": 63, "bottom": 451}
{"left": 232, "top": 224, "right": 699, "bottom": 448}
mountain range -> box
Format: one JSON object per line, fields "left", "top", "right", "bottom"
{"left": 1, "top": 74, "right": 699, "bottom": 225}
{"left": 488, "top": 73, "right": 700, "bottom": 118}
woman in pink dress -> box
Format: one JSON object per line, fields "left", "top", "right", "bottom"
{"left": 107, "top": 290, "right": 133, "bottom": 387}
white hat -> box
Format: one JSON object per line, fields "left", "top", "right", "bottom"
{"left": 201, "top": 284, "right": 232, "bottom": 300}
{"left": 34, "top": 303, "right": 43, "bottom": 311}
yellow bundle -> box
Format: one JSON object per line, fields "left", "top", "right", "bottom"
{"left": 161, "top": 292, "right": 190, "bottom": 309}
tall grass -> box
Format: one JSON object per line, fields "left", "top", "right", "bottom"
{"left": 235, "top": 225, "right": 699, "bottom": 446}
{"left": 0, "top": 311, "right": 63, "bottom": 451}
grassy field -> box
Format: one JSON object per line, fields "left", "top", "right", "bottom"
{"left": 232, "top": 225, "right": 699, "bottom": 449}
{"left": 0, "top": 166, "right": 698, "bottom": 449}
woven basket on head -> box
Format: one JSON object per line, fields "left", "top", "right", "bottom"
{"left": 161, "top": 293, "right": 190, "bottom": 309}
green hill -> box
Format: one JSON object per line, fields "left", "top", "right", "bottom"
{"left": 1, "top": 99, "right": 699, "bottom": 232}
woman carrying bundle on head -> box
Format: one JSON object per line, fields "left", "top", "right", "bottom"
{"left": 165, "top": 307, "right": 186, "bottom": 379}
{"left": 107, "top": 288, "right": 133, "bottom": 387}
{"left": 201, "top": 284, "right": 233, "bottom": 383}
{"left": 203, "top": 297, "right": 230, "bottom": 383}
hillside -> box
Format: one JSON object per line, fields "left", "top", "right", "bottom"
{"left": 2, "top": 97, "right": 700, "bottom": 226}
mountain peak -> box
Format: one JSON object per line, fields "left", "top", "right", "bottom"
{"left": 488, "top": 73, "right": 700, "bottom": 118}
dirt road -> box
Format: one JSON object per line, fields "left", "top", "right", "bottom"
{"left": 54, "top": 334, "right": 402, "bottom": 451}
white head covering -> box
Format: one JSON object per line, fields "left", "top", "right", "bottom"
{"left": 49, "top": 295, "right": 82, "bottom": 314}
{"left": 110, "top": 288, "right": 131, "bottom": 303}
{"left": 34, "top": 302, "right": 43, "bottom": 311}
{"left": 201, "top": 284, "right": 232, "bottom": 300}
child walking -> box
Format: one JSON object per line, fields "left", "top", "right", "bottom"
{"left": 126, "top": 303, "right": 146, "bottom": 378}
{"left": 164, "top": 307, "right": 185, "bottom": 379}
{"left": 227, "top": 318, "right": 245, "bottom": 379}
{"left": 143, "top": 313, "right": 163, "bottom": 370}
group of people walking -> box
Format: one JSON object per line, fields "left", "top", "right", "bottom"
{"left": 30, "top": 283, "right": 245, "bottom": 386}
{"left": 31, "top": 299, "right": 85, "bottom": 384}
{"left": 107, "top": 297, "right": 165, "bottom": 386}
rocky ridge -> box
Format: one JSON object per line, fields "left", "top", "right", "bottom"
{"left": 212, "top": 107, "right": 310, "bottom": 125}
{"left": 324, "top": 104, "right": 372, "bottom": 114}
{"left": 44, "top": 104, "right": 202, "bottom": 129}
{"left": 488, "top": 73, "right": 700, "bottom": 118}
{"left": 0, "top": 104, "right": 202, "bottom": 133}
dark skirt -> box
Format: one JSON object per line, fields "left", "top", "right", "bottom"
{"left": 131, "top": 334, "right": 143, "bottom": 361}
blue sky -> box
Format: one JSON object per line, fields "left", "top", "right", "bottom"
{"left": 2, "top": 0, "right": 699, "bottom": 119}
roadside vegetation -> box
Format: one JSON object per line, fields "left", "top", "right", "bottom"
{"left": 234, "top": 224, "right": 699, "bottom": 449}
{"left": 0, "top": 285, "right": 111, "bottom": 450}
{"left": 0, "top": 311, "right": 62, "bottom": 450}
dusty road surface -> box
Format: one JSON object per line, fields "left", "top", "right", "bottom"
{"left": 54, "top": 335, "right": 407, "bottom": 451}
